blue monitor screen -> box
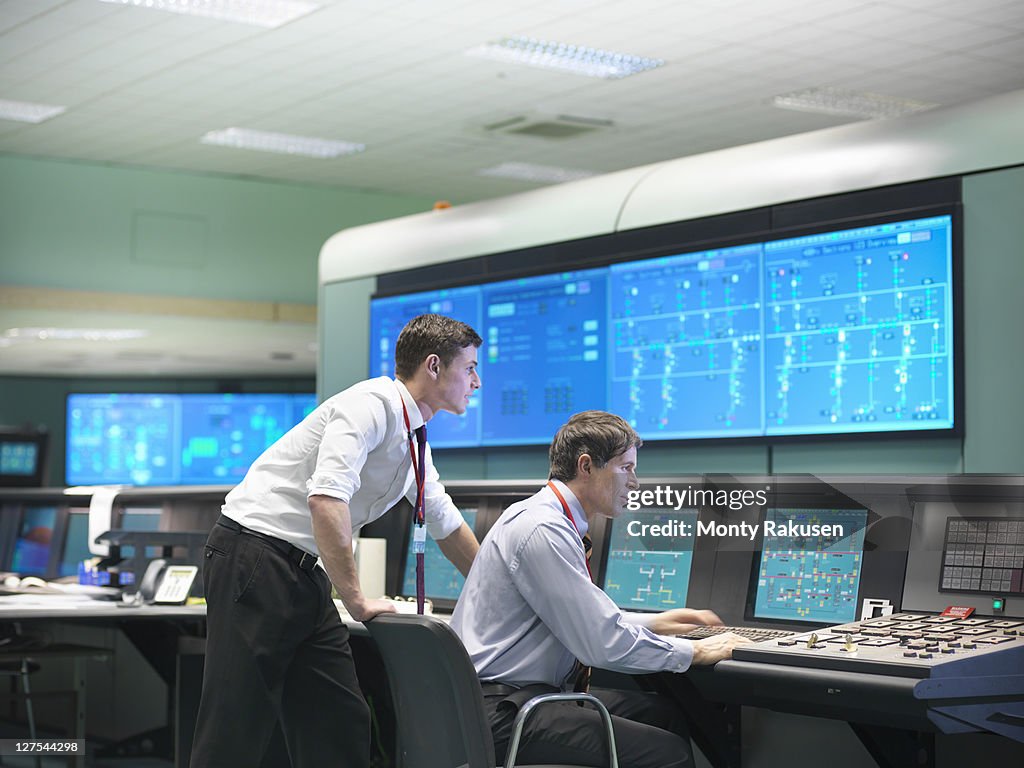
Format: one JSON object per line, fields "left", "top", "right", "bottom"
{"left": 59, "top": 511, "right": 92, "bottom": 578}
{"left": 481, "top": 269, "right": 607, "bottom": 445}
{"left": 370, "top": 213, "right": 955, "bottom": 448}
{"left": 763, "top": 216, "right": 954, "bottom": 434}
{"left": 11, "top": 505, "right": 58, "bottom": 576}
{"left": 369, "top": 286, "right": 482, "bottom": 447}
{"left": 0, "top": 441, "right": 39, "bottom": 477}
{"left": 602, "top": 508, "right": 698, "bottom": 611}
{"left": 608, "top": 244, "right": 764, "bottom": 439}
{"left": 66, "top": 393, "right": 315, "bottom": 486}
{"left": 752, "top": 507, "right": 868, "bottom": 624}
{"left": 400, "top": 507, "right": 477, "bottom": 603}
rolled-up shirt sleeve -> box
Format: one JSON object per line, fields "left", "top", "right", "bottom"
{"left": 307, "top": 395, "right": 386, "bottom": 502}
{"left": 509, "top": 521, "right": 693, "bottom": 675}
{"left": 413, "top": 441, "right": 464, "bottom": 540}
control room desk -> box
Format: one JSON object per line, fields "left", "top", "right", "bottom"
{"left": 0, "top": 599, "right": 206, "bottom": 767}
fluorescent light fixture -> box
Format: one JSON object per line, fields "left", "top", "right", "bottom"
{"left": 3, "top": 327, "right": 148, "bottom": 341}
{"left": 466, "top": 36, "right": 664, "bottom": 79}
{"left": 479, "top": 162, "right": 596, "bottom": 184}
{"left": 200, "top": 127, "right": 365, "bottom": 158}
{"left": 0, "top": 99, "right": 66, "bottom": 124}
{"left": 98, "top": 0, "right": 320, "bottom": 28}
{"left": 772, "top": 87, "right": 936, "bottom": 119}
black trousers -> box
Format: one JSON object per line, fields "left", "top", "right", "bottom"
{"left": 190, "top": 517, "right": 370, "bottom": 768}
{"left": 485, "top": 684, "right": 693, "bottom": 768}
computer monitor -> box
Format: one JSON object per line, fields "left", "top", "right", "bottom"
{"left": 399, "top": 507, "right": 478, "bottom": 609}
{"left": 370, "top": 209, "right": 959, "bottom": 447}
{"left": 58, "top": 510, "right": 92, "bottom": 578}
{"left": 748, "top": 506, "right": 869, "bottom": 625}
{"left": 600, "top": 508, "right": 699, "bottom": 612}
{"left": 0, "top": 429, "right": 49, "bottom": 488}
{"left": 66, "top": 392, "right": 315, "bottom": 485}
{"left": 9, "top": 505, "right": 59, "bottom": 576}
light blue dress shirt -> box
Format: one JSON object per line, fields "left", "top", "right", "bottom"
{"left": 450, "top": 480, "right": 694, "bottom": 688}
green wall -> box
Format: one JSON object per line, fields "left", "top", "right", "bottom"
{"left": 0, "top": 154, "right": 433, "bottom": 303}
{"left": 320, "top": 165, "right": 1024, "bottom": 479}
{"left": 0, "top": 154, "right": 434, "bottom": 484}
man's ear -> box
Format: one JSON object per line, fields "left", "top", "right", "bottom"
{"left": 577, "top": 453, "right": 593, "bottom": 476}
{"left": 424, "top": 353, "right": 441, "bottom": 379}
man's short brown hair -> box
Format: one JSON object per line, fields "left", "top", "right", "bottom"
{"left": 394, "top": 314, "right": 482, "bottom": 380}
{"left": 548, "top": 411, "right": 642, "bottom": 482}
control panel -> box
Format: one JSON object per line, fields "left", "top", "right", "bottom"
{"left": 733, "top": 611, "right": 1024, "bottom": 677}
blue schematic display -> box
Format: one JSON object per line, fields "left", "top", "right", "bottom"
{"left": 0, "top": 442, "right": 39, "bottom": 477}
{"left": 370, "top": 286, "right": 482, "bottom": 447}
{"left": 400, "top": 507, "right": 477, "bottom": 602}
{"left": 10, "top": 505, "right": 58, "bottom": 576}
{"left": 602, "top": 508, "right": 698, "bottom": 611}
{"left": 609, "top": 244, "right": 763, "bottom": 439}
{"left": 369, "top": 214, "right": 956, "bottom": 448}
{"left": 764, "top": 217, "right": 954, "bottom": 434}
{"left": 752, "top": 507, "right": 868, "bottom": 624}
{"left": 66, "top": 393, "right": 315, "bottom": 486}
{"left": 481, "top": 269, "right": 607, "bottom": 445}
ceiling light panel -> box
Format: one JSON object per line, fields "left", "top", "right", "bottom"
{"left": 97, "top": 0, "right": 321, "bottom": 29}
{"left": 465, "top": 36, "right": 664, "bottom": 79}
{"left": 0, "top": 99, "right": 67, "bottom": 124}
{"left": 200, "top": 127, "right": 365, "bottom": 158}
{"left": 771, "top": 87, "right": 937, "bottom": 119}
{"left": 479, "top": 162, "right": 596, "bottom": 184}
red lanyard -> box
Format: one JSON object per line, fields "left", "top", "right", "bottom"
{"left": 547, "top": 481, "right": 591, "bottom": 581}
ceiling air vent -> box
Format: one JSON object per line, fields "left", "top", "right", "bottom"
{"left": 482, "top": 113, "right": 614, "bottom": 139}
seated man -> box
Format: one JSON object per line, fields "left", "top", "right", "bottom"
{"left": 450, "top": 410, "right": 748, "bottom": 768}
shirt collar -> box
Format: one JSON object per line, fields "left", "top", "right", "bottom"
{"left": 393, "top": 378, "right": 426, "bottom": 431}
{"left": 548, "top": 479, "right": 589, "bottom": 538}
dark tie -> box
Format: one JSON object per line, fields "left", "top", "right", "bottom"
{"left": 414, "top": 425, "right": 427, "bottom": 614}
{"left": 571, "top": 534, "right": 594, "bottom": 694}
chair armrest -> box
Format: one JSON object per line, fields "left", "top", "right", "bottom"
{"left": 504, "top": 692, "right": 619, "bottom": 768}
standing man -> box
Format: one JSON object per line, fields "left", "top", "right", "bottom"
{"left": 450, "top": 410, "right": 748, "bottom": 768}
{"left": 191, "top": 314, "right": 482, "bottom": 768}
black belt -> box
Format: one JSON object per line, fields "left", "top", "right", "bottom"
{"left": 480, "top": 682, "right": 521, "bottom": 696}
{"left": 216, "top": 515, "right": 319, "bottom": 572}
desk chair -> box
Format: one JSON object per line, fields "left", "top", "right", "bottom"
{"left": 367, "top": 613, "right": 618, "bottom": 768}
{"left": 0, "top": 644, "right": 43, "bottom": 768}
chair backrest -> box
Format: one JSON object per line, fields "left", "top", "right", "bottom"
{"left": 367, "top": 613, "right": 496, "bottom": 768}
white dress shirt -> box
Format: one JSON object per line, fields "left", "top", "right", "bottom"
{"left": 222, "top": 376, "right": 463, "bottom": 556}
{"left": 450, "top": 480, "right": 693, "bottom": 688}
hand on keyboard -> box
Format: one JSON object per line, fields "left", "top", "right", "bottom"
{"left": 648, "top": 608, "right": 724, "bottom": 637}
{"left": 690, "top": 632, "right": 753, "bottom": 665}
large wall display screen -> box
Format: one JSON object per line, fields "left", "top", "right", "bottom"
{"left": 67, "top": 393, "right": 316, "bottom": 486}
{"left": 370, "top": 212, "right": 956, "bottom": 448}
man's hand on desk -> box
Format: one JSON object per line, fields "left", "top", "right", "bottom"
{"left": 649, "top": 608, "right": 724, "bottom": 637}
{"left": 690, "top": 632, "right": 752, "bottom": 665}
{"left": 345, "top": 597, "right": 399, "bottom": 622}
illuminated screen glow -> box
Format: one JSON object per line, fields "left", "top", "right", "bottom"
{"left": 370, "top": 214, "right": 955, "bottom": 447}
{"left": 66, "top": 393, "right": 315, "bottom": 486}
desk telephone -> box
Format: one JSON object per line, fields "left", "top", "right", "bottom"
{"left": 137, "top": 559, "right": 199, "bottom": 604}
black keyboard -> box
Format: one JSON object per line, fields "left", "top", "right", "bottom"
{"left": 679, "top": 625, "right": 796, "bottom": 642}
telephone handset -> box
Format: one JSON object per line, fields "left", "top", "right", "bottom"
{"left": 138, "top": 559, "right": 198, "bottom": 604}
